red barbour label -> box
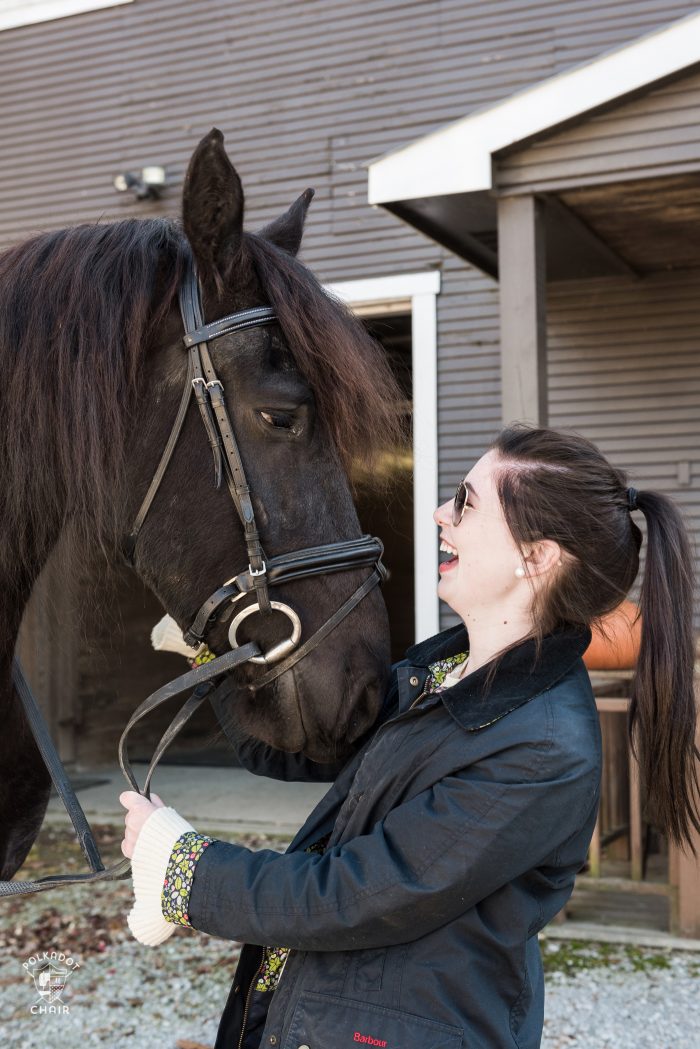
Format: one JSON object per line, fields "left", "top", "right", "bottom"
{"left": 353, "top": 1033, "right": 388, "bottom": 1047}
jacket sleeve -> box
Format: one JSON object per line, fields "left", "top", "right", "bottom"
{"left": 224, "top": 728, "right": 348, "bottom": 783}
{"left": 186, "top": 733, "right": 599, "bottom": 951}
{"left": 209, "top": 670, "right": 400, "bottom": 783}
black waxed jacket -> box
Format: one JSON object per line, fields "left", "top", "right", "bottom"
{"left": 190, "top": 622, "right": 602, "bottom": 1049}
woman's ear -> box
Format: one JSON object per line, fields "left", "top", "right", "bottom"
{"left": 523, "top": 539, "right": 563, "bottom": 577}
{"left": 182, "top": 128, "right": 244, "bottom": 294}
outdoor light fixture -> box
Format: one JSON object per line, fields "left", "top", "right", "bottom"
{"left": 113, "top": 165, "right": 166, "bottom": 200}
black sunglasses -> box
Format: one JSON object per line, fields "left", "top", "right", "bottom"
{"left": 452, "top": 480, "right": 471, "bottom": 527}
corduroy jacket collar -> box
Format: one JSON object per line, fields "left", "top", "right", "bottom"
{"left": 401, "top": 621, "right": 593, "bottom": 731}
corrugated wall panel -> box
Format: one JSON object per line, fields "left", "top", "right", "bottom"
{"left": 2, "top": 0, "right": 699, "bottom": 642}
{"left": 548, "top": 270, "right": 700, "bottom": 632}
{"left": 499, "top": 67, "right": 700, "bottom": 192}
{"left": 1, "top": 0, "right": 697, "bottom": 247}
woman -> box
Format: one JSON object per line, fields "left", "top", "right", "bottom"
{"left": 120, "top": 423, "right": 699, "bottom": 1049}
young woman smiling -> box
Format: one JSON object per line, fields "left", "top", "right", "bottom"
{"left": 120, "top": 423, "right": 699, "bottom": 1049}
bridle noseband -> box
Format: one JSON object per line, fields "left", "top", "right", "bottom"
{"left": 2, "top": 249, "right": 388, "bottom": 896}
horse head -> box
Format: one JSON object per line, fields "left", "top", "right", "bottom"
{"left": 127, "top": 128, "right": 397, "bottom": 763}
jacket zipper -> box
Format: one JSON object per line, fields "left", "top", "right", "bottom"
{"left": 237, "top": 947, "right": 268, "bottom": 1049}
{"left": 409, "top": 690, "right": 429, "bottom": 710}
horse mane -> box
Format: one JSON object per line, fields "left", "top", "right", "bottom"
{"left": 0, "top": 217, "right": 403, "bottom": 585}
{"left": 0, "top": 218, "right": 188, "bottom": 585}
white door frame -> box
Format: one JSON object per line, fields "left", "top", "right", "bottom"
{"left": 325, "top": 271, "right": 441, "bottom": 643}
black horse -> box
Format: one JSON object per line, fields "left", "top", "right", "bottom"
{"left": 0, "top": 129, "right": 401, "bottom": 880}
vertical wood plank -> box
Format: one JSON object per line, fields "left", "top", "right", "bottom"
{"left": 588, "top": 811, "right": 602, "bottom": 878}
{"left": 672, "top": 841, "right": 700, "bottom": 936}
{"left": 497, "top": 194, "right": 548, "bottom": 427}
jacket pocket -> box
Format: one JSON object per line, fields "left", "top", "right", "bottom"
{"left": 284, "top": 990, "right": 463, "bottom": 1049}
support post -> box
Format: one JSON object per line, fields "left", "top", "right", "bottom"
{"left": 497, "top": 195, "right": 548, "bottom": 426}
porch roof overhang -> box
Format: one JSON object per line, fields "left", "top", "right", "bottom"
{"left": 367, "top": 11, "right": 700, "bottom": 281}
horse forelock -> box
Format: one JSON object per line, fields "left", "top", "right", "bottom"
{"left": 244, "top": 232, "right": 404, "bottom": 474}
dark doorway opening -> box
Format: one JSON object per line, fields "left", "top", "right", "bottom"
{"left": 354, "top": 312, "right": 414, "bottom": 663}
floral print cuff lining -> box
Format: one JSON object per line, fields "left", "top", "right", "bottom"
{"left": 255, "top": 946, "right": 291, "bottom": 992}
{"left": 161, "top": 831, "right": 214, "bottom": 926}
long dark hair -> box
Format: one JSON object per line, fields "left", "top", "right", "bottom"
{"left": 489, "top": 423, "right": 699, "bottom": 850}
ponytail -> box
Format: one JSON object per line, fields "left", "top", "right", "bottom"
{"left": 629, "top": 490, "right": 700, "bottom": 850}
{"left": 489, "top": 424, "right": 700, "bottom": 850}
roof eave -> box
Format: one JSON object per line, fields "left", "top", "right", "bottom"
{"left": 368, "top": 11, "right": 700, "bottom": 207}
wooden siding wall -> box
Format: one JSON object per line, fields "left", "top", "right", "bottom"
{"left": 1, "top": 0, "right": 699, "bottom": 651}
{"left": 548, "top": 270, "right": 700, "bottom": 629}
{"left": 498, "top": 65, "right": 700, "bottom": 192}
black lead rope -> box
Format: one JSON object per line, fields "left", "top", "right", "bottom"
{"left": 8, "top": 660, "right": 106, "bottom": 882}
{"left": 0, "top": 644, "right": 259, "bottom": 898}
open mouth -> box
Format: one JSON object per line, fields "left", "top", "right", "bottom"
{"left": 439, "top": 538, "right": 459, "bottom": 573}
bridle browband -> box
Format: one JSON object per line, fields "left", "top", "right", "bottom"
{"left": 1, "top": 249, "right": 387, "bottom": 896}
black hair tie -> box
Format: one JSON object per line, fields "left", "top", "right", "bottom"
{"left": 627, "top": 487, "right": 639, "bottom": 512}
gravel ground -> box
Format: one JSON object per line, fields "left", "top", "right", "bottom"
{"left": 541, "top": 940, "right": 700, "bottom": 1048}
{"left": 2, "top": 825, "right": 700, "bottom": 1048}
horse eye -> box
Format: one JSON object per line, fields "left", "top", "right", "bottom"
{"left": 259, "top": 410, "right": 301, "bottom": 433}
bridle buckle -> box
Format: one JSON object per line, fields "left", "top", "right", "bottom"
{"left": 248, "top": 560, "right": 267, "bottom": 578}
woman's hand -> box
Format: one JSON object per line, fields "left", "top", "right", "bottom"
{"left": 119, "top": 790, "right": 165, "bottom": 859}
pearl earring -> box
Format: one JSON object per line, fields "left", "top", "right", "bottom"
{"left": 514, "top": 566, "right": 526, "bottom": 578}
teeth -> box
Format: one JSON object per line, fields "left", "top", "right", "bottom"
{"left": 440, "top": 540, "right": 458, "bottom": 556}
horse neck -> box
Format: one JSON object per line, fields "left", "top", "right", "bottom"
{"left": 0, "top": 562, "right": 55, "bottom": 880}
{"left": 0, "top": 506, "right": 73, "bottom": 878}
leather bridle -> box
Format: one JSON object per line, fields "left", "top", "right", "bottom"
{"left": 126, "top": 251, "right": 386, "bottom": 675}
{"left": 1, "top": 250, "right": 387, "bottom": 896}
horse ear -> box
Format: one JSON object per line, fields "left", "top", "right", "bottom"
{"left": 182, "top": 128, "right": 243, "bottom": 291}
{"left": 259, "top": 188, "right": 314, "bottom": 257}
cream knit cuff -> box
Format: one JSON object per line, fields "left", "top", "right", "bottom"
{"left": 127, "top": 806, "right": 195, "bottom": 947}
